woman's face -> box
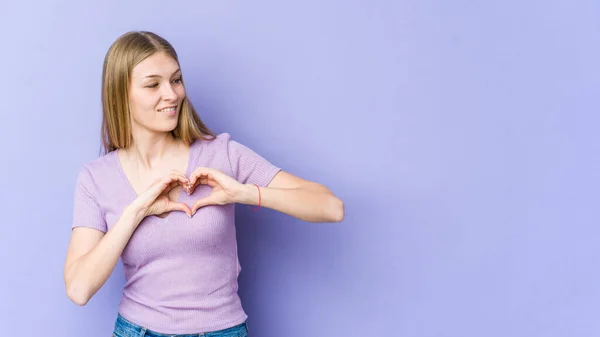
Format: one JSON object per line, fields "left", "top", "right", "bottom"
{"left": 128, "top": 52, "right": 185, "bottom": 134}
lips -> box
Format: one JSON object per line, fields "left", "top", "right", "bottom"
{"left": 158, "top": 106, "right": 177, "bottom": 113}
{"left": 158, "top": 105, "right": 178, "bottom": 117}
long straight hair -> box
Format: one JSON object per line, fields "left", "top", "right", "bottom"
{"left": 100, "top": 31, "right": 215, "bottom": 155}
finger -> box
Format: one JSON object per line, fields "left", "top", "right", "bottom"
{"left": 147, "top": 176, "right": 175, "bottom": 197}
{"left": 168, "top": 170, "right": 192, "bottom": 193}
{"left": 190, "top": 175, "right": 209, "bottom": 193}
{"left": 162, "top": 173, "right": 189, "bottom": 190}
{"left": 166, "top": 201, "right": 193, "bottom": 217}
{"left": 191, "top": 172, "right": 228, "bottom": 195}
{"left": 140, "top": 175, "right": 189, "bottom": 213}
{"left": 206, "top": 179, "right": 219, "bottom": 188}
{"left": 189, "top": 177, "right": 219, "bottom": 195}
{"left": 191, "top": 197, "right": 216, "bottom": 215}
{"left": 190, "top": 168, "right": 221, "bottom": 187}
{"left": 165, "top": 181, "right": 188, "bottom": 196}
{"left": 166, "top": 180, "right": 179, "bottom": 191}
{"left": 188, "top": 173, "right": 206, "bottom": 193}
{"left": 170, "top": 172, "right": 190, "bottom": 185}
{"left": 146, "top": 174, "right": 187, "bottom": 200}
{"left": 158, "top": 182, "right": 177, "bottom": 198}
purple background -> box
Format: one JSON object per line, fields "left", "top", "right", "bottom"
{"left": 1, "top": 0, "right": 599, "bottom": 336}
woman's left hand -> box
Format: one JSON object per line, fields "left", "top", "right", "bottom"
{"left": 187, "top": 167, "right": 245, "bottom": 215}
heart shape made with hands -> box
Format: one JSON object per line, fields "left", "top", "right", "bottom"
{"left": 156, "top": 167, "right": 242, "bottom": 218}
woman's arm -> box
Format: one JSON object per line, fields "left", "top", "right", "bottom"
{"left": 65, "top": 172, "right": 192, "bottom": 305}
{"left": 241, "top": 171, "right": 344, "bottom": 223}
{"left": 188, "top": 169, "right": 344, "bottom": 223}
{"left": 64, "top": 207, "right": 143, "bottom": 306}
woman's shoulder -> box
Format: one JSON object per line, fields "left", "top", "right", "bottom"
{"left": 75, "top": 150, "right": 118, "bottom": 186}
{"left": 81, "top": 150, "right": 117, "bottom": 171}
{"left": 200, "top": 132, "right": 232, "bottom": 145}
{"left": 194, "top": 132, "right": 234, "bottom": 151}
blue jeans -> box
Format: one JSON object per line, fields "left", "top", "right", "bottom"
{"left": 112, "top": 313, "right": 249, "bottom": 337}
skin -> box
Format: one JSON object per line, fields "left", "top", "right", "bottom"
{"left": 64, "top": 51, "right": 345, "bottom": 306}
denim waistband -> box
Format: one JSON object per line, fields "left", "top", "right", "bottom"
{"left": 113, "top": 313, "right": 248, "bottom": 337}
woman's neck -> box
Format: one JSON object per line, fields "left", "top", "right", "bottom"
{"left": 126, "top": 131, "right": 179, "bottom": 170}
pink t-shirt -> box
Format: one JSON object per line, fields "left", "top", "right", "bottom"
{"left": 71, "top": 133, "right": 281, "bottom": 334}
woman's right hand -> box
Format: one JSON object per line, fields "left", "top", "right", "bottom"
{"left": 129, "top": 172, "right": 192, "bottom": 219}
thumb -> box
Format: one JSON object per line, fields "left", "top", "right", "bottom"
{"left": 191, "top": 196, "right": 217, "bottom": 215}
{"left": 166, "top": 201, "right": 193, "bottom": 217}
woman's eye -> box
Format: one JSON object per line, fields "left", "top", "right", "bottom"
{"left": 146, "top": 78, "right": 180, "bottom": 88}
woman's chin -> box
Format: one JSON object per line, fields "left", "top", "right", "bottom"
{"left": 152, "top": 121, "right": 179, "bottom": 133}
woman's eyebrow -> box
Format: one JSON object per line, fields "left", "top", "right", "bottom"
{"left": 143, "top": 68, "right": 181, "bottom": 79}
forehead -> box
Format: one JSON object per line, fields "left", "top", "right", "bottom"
{"left": 131, "top": 52, "right": 179, "bottom": 78}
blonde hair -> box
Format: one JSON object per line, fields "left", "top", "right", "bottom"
{"left": 100, "top": 31, "right": 215, "bottom": 154}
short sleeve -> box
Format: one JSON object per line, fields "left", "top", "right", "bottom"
{"left": 71, "top": 166, "right": 107, "bottom": 233}
{"left": 226, "top": 137, "right": 282, "bottom": 187}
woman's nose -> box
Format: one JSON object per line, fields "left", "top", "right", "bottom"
{"left": 161, "top": 83, "right": 178, "bottom": 101}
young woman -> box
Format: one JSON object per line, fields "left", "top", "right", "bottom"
{"left": 63, "top": 31, "right": 344, "bottom": 337}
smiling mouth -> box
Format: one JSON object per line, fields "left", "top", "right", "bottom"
{"left": 158, "top": 106, "right": 177, "bottom": 113}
